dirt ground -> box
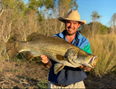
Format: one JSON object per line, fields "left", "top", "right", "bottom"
{"left": 0, "top": 60, "right": 116, "bottom": 89}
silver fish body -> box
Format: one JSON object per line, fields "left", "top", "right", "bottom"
{"left": 6, "top": 33, "right": 98, "bottom": 74}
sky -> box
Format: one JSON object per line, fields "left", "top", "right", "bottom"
{"left": 77, "top": 0, "right": 116, "bottom": 27}
{"left": 23, "top": 0, "right": 116, "bottom": 27}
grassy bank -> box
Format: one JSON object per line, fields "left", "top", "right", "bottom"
{"left": 87, "top": 34, "right": 116, "bottom": 77}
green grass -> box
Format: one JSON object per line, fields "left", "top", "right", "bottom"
{"left": 36, "top": 80, "right": 48, "bottom": 88}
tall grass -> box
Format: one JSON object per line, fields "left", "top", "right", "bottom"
{"left": 87, "top": 34, "right": 116, "bottom": 77}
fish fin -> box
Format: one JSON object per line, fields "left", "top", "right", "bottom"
{"left": 6, "top": 42, "right": 19, "bottom": 59}
{"left": 27, "top": 32, "right": 44, "bottom": 41}
{"left": 56, "top": 55, "right": 65, "bottom": 61}
{"left": 54, "top": 63, "right": 64, "bottom": 74}
{"left": 52, "top": 36, "right": 66, "bottom": 42}
{"left": 25, "top": 51, "right": 34, "bottom": 61}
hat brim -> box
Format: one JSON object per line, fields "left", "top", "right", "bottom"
{"left": 58, "top": 17, "right": 86, "bottom": 24}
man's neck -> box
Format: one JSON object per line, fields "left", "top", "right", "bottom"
{"left": 65, "top": 34, "right": 76, "bottom": 43}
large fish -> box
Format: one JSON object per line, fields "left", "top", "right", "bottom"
{"left": 6, "top": 33, "right": 98, "bottom": 74}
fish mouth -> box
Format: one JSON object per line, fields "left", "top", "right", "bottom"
{"left": 88, "top": 56, "right": 98, "bottom": 68}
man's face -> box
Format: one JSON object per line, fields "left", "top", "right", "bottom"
{"left": 65, "top": 20, "right": 81, "bottom": 35}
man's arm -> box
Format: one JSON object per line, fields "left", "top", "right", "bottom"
{"left": 40, "top": 55, "right": 52, "bottom": 68}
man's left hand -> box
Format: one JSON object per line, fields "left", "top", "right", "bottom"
{"left": 79, "top": 65, "right": 91, "bottom": 72}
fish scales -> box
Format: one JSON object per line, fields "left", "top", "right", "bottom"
{"left": 6, "top": 33, "right": 98, "bottom": 74}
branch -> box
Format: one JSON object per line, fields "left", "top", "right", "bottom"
{"left": 0, "top": 10, "right": 4, "bottom": 17}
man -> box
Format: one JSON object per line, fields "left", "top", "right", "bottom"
{"left": 40, "top": 9, "right": 92, "bottom": 88}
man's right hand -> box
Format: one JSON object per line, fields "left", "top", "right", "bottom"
{"left": 40, "top": 55, "right": 52, "bottom": 68}
{"left": 40, "top": 55, "right": 49, "bottom": 64}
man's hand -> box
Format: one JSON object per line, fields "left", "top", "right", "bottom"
{"left": 79, "top": 65, "right": 91, "bottom": 72}
{"left": 40, "top": 55, "right": 52, "bottom": 68}
{"left": 40, "top": 55, "right": 49, "bottom": 64}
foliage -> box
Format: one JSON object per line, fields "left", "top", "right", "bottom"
{"left": 58, "top": 0, "right": 78, "bottom": 16}
{"left": 91, "top": 11, "right": 102, "bottom": 21}
{"left": 80, "top": 24, "right": 92, "bottom": 37}
{"left": 97, "top": 23, "right": 108, "bottom": 34}
{"left": 81, "top": 22, "right": 108, "bottom": 36}
{"left": 43, "top": 0, "right": 55, "bottom": 9}
{"left": 109, "top": 13, "right": 116, "bottom": 33}
{"left": 1, "top": 0, "right": 27, "bottom": 12}
{"left": 28, "top": 0, "right": 42, "bottom": 10}
{"left": 91, "top": 11, "right": 102, "bottom": 36}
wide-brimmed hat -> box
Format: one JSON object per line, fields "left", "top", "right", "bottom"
{"left": 58, "top": 9, "right": 86, "bottom": 24}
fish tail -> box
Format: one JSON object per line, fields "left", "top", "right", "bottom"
{"left": 6, "top": 42, "right": 19, "bottom": 59}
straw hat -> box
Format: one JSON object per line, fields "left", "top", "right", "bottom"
{"left": 58, "top": 9, "right": 86, "bottom": 24}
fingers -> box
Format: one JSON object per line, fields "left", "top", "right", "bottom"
{"left": 40, "top": 55, "right": 52, "bottom": 68}
{"left": 40, "top": 55, "right": 49, "bottom": 64}
{"left": 79, "top": 65, "right": 91, "bottom": 72}
{"left": 79, "top": 65, "right": 87, "bottom": 69}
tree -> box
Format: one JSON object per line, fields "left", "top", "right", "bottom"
{"left": 81, "top": 22, "right": 108, "bottom": 36}
{"left": 91, "top": 11, "right": 102, "bottom": 36}
{"left": 58, "top": 0, "right": 78, "bottom": 16}
{"left": 28, "top": 0, "right": 55, "bottom": 13}
{"left": 91, "top": 11, "right": 101, "bottom": 21}
{"left": 110, "top": 13, "right": 116, "bottom": 34}
{"left": 1, "top": 0, "right": 27, "bottom": 10}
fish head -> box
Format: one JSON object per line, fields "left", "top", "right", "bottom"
{"left": 65, "top": 48, "right": 98, "bottom": 68}
{"left": 87, "top": 56, "right": 98, "bottom": 68}
{"left": 72, "top": 54, "right": 98, "bottom": 68}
